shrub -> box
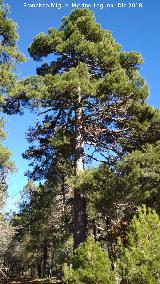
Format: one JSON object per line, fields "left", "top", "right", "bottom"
{"left": 117, "top": 205, "right": 160, "bottom": 284}
{"left": 63, "top": 235, "right": 115, "bottom": 284}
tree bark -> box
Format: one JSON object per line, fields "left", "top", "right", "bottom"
{"left": 37, "top": 264, "right": 42, "bottom": 278}
{"left": 73, "top": 86, "right": 87, "bottom": 249}
{"left": 42, "top": 240, "right": 48, "bottom": 278}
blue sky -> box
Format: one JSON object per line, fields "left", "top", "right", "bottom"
{"left": 4, "top": 0, "right": 160, "bottom": 211}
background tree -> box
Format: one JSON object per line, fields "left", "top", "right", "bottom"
{"left": 0, "top": 119, "right": 14, "bottom": 258}
{"left": 0, "top": 0, "right": 24, "bottom": 206}
{"left": 0, "top": 0, "right": 24, "bottom": 112}
{"left": 116, "top": 142, "right": 160, "bottom": 211}
{"left": 8, "top": 179, "right": 72, "bottom": 278}
{"left": 0, "top": 0, "right": 23, "bottom": 208}
{"left": 0, "top": 0, "right": 24, "bottom": 273}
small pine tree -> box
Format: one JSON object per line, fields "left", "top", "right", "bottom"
{"left": 63, "top": 236, "right": 115, "bottom": 284}
{"left": 117, "top": 205, "right": 160, "bottom": 284}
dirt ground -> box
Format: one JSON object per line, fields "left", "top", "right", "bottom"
{"left": 1, "top": 278, "right": 59, "bottom": 284}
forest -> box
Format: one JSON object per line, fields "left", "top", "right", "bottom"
{"left": 1, "top": 0, "right": 160, "bottom": 283}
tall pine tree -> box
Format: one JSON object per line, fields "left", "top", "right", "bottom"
{"left": 13, "top": 9, "right": 160, "bottom": 247}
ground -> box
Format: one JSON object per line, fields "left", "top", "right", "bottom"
{"left": 1, "top": 278, "right": 59, "bottom": 284}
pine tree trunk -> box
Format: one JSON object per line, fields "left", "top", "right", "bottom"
{"left": 37, "top": 264, "right": 41, "bottom": 278}
{"left": 42, "top": 240, "right": 48, "bottom": 278}
{"left": 106, "top": 217, "right": 116, "bottom": 270}
{"left": 73, "top": 187, "right": 87, "bottom": 248}
{"left": 73, "top": 86, "right": 87, "bottom": 249}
